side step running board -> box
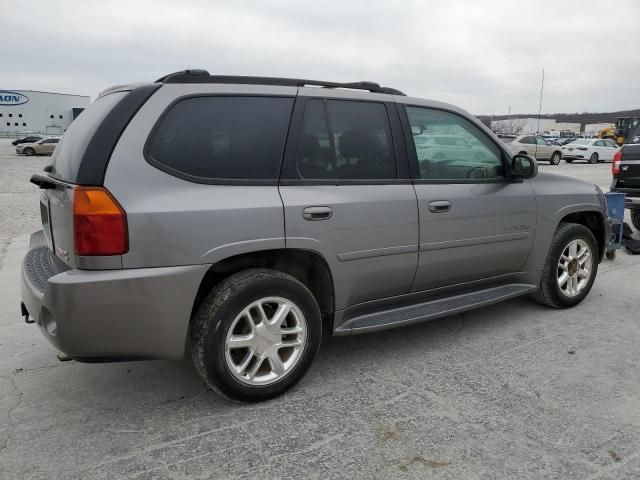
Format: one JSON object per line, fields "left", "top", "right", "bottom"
{"left": 335, "top": 284, "right": 535, "bottom": 335}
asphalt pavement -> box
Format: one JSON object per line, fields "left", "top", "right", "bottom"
{"left": 1, "top": 139, "right": 639, "bottom": 479}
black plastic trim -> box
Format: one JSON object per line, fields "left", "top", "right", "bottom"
{"left": 75, "top": 83, "right": 162, "bottom": 185}
{"left": 30, "top": 173, "right": 72, "bottom": 190}
{"left": 156, "top": 69, "right": 406, "bottom": 95}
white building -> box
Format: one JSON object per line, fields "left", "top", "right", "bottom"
{"left": 0, "top": 90, "right": 90, "bottom": 136}
{"left": 491, "top": 118, "right": 581, "bottom": 135}
{"left": 491, "top": 117, "right": 556, "bottom": 135}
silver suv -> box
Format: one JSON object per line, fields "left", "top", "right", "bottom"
{"left": 21, "top": 70, "right": 609, "bottom": 401}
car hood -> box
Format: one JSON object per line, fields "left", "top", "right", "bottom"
{"left": 531, "top": 170, "right": 605, "bottom": 203}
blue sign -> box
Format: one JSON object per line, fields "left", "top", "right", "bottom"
{"left": 0, "top": 91, "right": 29, "bottom": 106}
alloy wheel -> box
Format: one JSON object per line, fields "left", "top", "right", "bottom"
{"left": 224, "top": 297, "right": 307, "bottom": 386}
{"left": 557, "top": 239, "right": 592, "bottom": 297}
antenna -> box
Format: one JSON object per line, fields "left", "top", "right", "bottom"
{"left": 536, "top": 69, "right": 545, "bottom": 134}
{"left": 534, "top": 69, "right": 545, "bottom": 157}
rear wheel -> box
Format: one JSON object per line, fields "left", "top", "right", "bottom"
{"left": 550, "top": 152, "right": 561, "bottom": 165}
{"left": 565, "top": 158, "right": 574, "bottom": 164}
{"left": 632, "top": 210, "right": 640, "bottom": 231}
{"left": 190, "top": 268, "right": 322, "bottom": 402}
{"left": 532, "top": 223, "right": 598, "bottom": 308}
{"left": 589, "top": 152, "right": 599, "bottom": 164}
{"left": 23, "top": 147, "right": 35, "bottom": 156}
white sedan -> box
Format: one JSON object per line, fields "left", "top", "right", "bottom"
{"left": 562, "top": 139, "right": 619, "bottom": 164}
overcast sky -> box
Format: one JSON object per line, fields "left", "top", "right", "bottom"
{"left": 4, "top": 1, "right": 639, "bottom": 115}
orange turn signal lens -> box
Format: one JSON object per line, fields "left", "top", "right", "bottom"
{"left": 73, "top": 187, "right": 128, "bottom": 256}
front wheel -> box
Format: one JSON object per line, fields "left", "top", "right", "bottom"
{"left": 565, "top": 158, "right": 574, "bottom": 164}
{"left": 589, "top": 152, "right": 599, "bottom": 164}
{"left": 531, "top": 223, "right": 598, "bottom": 308}
{"left": 189, "top": 269, "right": 322, "bottom": 402}
{"left": 632, "top": 210, "right": 640, "bottom": 231}
{"left": 550, "top": 152, "right": 561, "bottom": 165}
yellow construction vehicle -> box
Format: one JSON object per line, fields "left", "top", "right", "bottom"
{"left": 599, "top": 117, "right": 640, "bottom": 145}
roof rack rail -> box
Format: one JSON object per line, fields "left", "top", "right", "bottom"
{"left": 155, "top": 69, "right": 406, "bottom": 96}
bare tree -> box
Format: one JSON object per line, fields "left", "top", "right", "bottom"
{"left": 492, "top": 118, "right": 526, "bottom": 135}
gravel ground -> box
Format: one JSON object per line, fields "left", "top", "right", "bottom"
{"left": 1, "top": 138, "right": 639, "bottom": 479}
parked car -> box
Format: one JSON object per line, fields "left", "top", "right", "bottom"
{"left": 563, "top": 138, "right": 619, "bottom": 164}
{"left": 611, "top": 127, "right": 640, "bottom": 230}
{"left": 12, "top": 135, "right": 43, "bottom": 146}
{"left": 15, "top": 137, "right": 60, "bottom": 156}
{"left": 557, "top": 137, "right": 577, "bottom": 146}
{"left": 22, "top": 70, "right": 609, "bottom": 401}
{"left": 413, "top": 134, "right": 493, "bottom": 163}
{"left": 507, "top": 135, "right": 563, "bottom": 165}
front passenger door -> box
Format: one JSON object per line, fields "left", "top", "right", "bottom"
{"left": 403, "top": 105, "right": 537, "bottom": 292}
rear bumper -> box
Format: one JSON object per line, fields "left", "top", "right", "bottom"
{"left": 21, "top": 231, "right": 209, "bottom": 360}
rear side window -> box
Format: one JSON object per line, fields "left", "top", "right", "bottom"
{"left": 50, "top": 92, "right": 127, "bottom": 183}
{"left": 146, "top": 96, "right": 294, "bottom": 182}
{"left": 296, "top": 99, "right": 396, "bottom": 180}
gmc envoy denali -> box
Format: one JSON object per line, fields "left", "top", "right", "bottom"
{"left": 22, "top": 70, "right": 609, "bottom": 401}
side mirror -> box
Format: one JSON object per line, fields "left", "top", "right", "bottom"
{"left": 511, "top": 154, "right": 538, "bottom": 180}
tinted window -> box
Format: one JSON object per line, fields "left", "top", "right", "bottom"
{"left": 406, "top": 107, "right": 503, "bottom": 180}
{"left": 147, "top": 96, "right": 294, "bottom": 181}
{"left": 51, "top": 91, "right": 128, "bottom": 183}
{"left": 295, "top": 99, "right": 396, "bottom": 180}
{"left": 521, "top": 136, "right": 535, "bottom": 144}
{"left": 297, "top": 100, "right": 333, "bottom": 179}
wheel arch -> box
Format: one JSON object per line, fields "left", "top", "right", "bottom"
{"left": 190, "top": 248, "right": 335, "bottom": 333}
{"left": 558, "top": 210, "right": 606, "bottom": 261}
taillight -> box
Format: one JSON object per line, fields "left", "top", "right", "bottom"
{"left": 73, "top": 187, "right": 128, "bottom": 256}
{"left": 612, "top": 150, "right": 622, "bottom": 176}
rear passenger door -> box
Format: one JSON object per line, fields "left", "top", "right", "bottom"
{"left": 279, "top": 91, "right": 419, "bottom": 311}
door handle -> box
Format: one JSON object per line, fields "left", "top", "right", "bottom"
{"left": 428, "top": 200, "right": 452, "bottom": 213}
{"left": 302, "top": 206, "right": 333, "bottom": 221}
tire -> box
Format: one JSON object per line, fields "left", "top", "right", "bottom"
{"left": 189, "top": 268, "right": 322, "bottom": 402}
{"left": 23, "top": 147, "right": 35, "bottom": 156}
{"left": 589, "top": 152, "right": 598, "bottom": 164}
{"left": 550, "top": 152, "right": 561, "bottom": 165}
{"left": 632, "top": 210, "right": 640, "bottom": 231}
{"left": 531, "top": 223, "right": 599, "bottom": 308}
{"left": 565, "top": 158, "right": 573, "bottom": 164}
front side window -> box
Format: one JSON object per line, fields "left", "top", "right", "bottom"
{"left": 406, "top": 106, "right": 503, "bottom": 180}
{"left": 296, "top": 99, "right": 396, "bottom": 180}
{"left": 146, "top": 96, "right": 294, "bottom": 181}
{"left": 536, "top": 137, "right": 549, "bottom": 145}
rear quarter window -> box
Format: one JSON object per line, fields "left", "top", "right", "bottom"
{"left": 145, "top": 96, "right": 294, "bottom": 183}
